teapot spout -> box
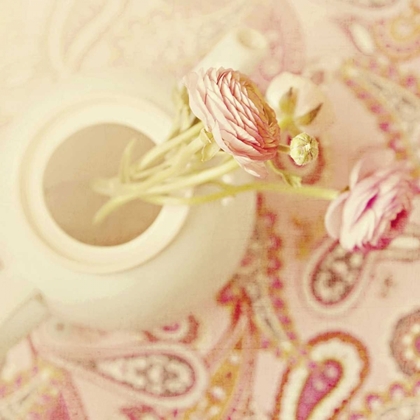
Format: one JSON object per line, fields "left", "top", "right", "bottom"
{"left": 193, "top": 27, "right": 268, "bottom": 75}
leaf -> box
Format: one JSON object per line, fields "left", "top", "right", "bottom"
{"left": 295, "top": 103, "right": 323, "bottom": 126}
{"left": 279, "top": 172, "right": 302, "bottom": 188}
{"left": 267, "top": 161, "right": 302, "bottom": 188}
{"left": 279, "top": 87, "right": 298, "bottom": 114}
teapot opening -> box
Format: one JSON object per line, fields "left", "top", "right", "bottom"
{"left": 43, "top": 123, "right": 162, "bottom": 247}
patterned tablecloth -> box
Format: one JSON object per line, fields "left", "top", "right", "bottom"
{"left": 2, "top": 0, "right": 420, "bottom": 418}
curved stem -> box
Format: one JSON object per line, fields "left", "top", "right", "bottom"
{"left": 119, "top": 138, "right": 137, "bottom": 183}
{"left": 105, "top": 156, "right": 239, "bottom": 198}
{"left": 136, "top": 122, "right": 203, "bottom": 170}
{"left": 93, "top": 195, "right": 141, "bottom": 225}
{"left": 138, "top": 182, "right": 340, "bottom": 206}
{"left": 144, "top": 158, "right": 239, "bottom": 195}
{"left": 94, "top": 179, "right": 339, "bottom": 224}
{"left": 130, "top": 160, "right": 170, "bottom": 180}
{"left": 278, "top": 144, "right": 291, "bottom": 154}
{"left": 99, "top": 135, "right": 204, "bottom": 197}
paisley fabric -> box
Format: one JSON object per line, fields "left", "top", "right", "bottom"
{"left": 2, "top": 0, "right": 420, "bottom": 418}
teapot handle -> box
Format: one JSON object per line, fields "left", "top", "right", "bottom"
{"left": 0, "top": 271, "right": 48, "bottom": 361}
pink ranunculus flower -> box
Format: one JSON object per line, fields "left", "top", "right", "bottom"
{"left": 325, "top": 150, "right": 416, "bottom": 252}
{"left": 184, "top": 68, "right": 280, "bottom": 177}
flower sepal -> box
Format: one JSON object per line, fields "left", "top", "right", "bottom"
{"left": 199, "top": 129, "right": 220, "bottom": 162}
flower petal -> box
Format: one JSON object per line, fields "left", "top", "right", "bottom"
{"left": 324, "top": 192, "right": 350, "bottom": 240}
{"left": 349, "top": 149, "right": 396, "bottom": 187}
{"left": 325, "top": 149, "right": 415, "bottom": 252}
{"left": 234, "top": 156, "right": 269, "bottom": 178}
{"left": 184, "top": 68, "right": 280, "bottom": 173}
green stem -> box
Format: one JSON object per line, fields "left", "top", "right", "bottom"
{"left": 143, "top": 158, "right": 239, "bottom": 195}
{"left": 119, "top": 138, "right": 137, "bottom": 183}
{"left": 130, "top": 160, "right": 170, "bottom": 180}
{"left": 101, "top": 156, "right": 239, "bottom": 198}
{"left": 140, "top": 183, "right": 340, "bottom": 206}
{"left": 93, "top": 195, "right": 141, "bottom": 225}
{"left": 136, "top": 122, "right": 203, "bottom": 170}
{"left": 277, "top": 144, "right": 291, "bottom": 154}
{"left": 278, "top": 115, "right": 293, "bottom": 130}
{"left": 101, "top": 135, "right": 204, "bottom": 197}
{"left": 105, "top": 181, "right": 338, "bottom": 210}
{"left": 94, "top": 180, "right": 340, "bottom": 224}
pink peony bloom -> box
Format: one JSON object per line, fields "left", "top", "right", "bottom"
{"left": 184, "top": 68, "right": 280, "bottom": 177}
{"left": 325, "top": 150, "right": 416, "bottom": 252}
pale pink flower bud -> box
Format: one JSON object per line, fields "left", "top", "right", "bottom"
{"left": 184, "top": 68, "right": 280, "bottom": 178}
{"left": 325, "top": 150, "right": 417, "bottom": 252}
{"left": 265, "top": 72, "right": 335, "bottom": 137}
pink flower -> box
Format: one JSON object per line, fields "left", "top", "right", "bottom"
{"left": 184, "top": 68, "right": 280, "bottom": 177}
{"left": 325, "top": 150, "right": 416, "bottom": 252}
{"left": 265, "top": 72, "right": 335, "bottom": 137}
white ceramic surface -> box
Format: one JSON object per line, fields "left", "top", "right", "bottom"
{"left": 0, "top": 28, "right": 265, "bottom": 354}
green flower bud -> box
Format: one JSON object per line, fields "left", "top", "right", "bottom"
{"left": 289, "top": 133, "right": 319, "bottom": 166}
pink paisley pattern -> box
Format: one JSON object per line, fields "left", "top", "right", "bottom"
{"left": 339, "top": 2, "right": 420, "bottom": 61}
{"left": 274, "top": 332, "right": 369, "bottom": 420}
{"left": 390, "top": 309, "right": 420, "bottom": 376}
{"left": 0, "top": 358, "right": 87, "bottom": 419}
{"left": 329, "top": 0, "right": 398, "bottom": 7}
{"left": 347, "top": 380, "right": 420, "bottom": 419}
{"left": 2, "top": 0, "right": 420, "bottom": 419}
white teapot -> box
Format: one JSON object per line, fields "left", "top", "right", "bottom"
{"left": 0, "top": 28, "right": 268, "bottom": 355}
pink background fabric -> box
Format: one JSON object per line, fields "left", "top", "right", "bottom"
{"left": 1, "top": 0, "right": 420, "bottom": 418}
